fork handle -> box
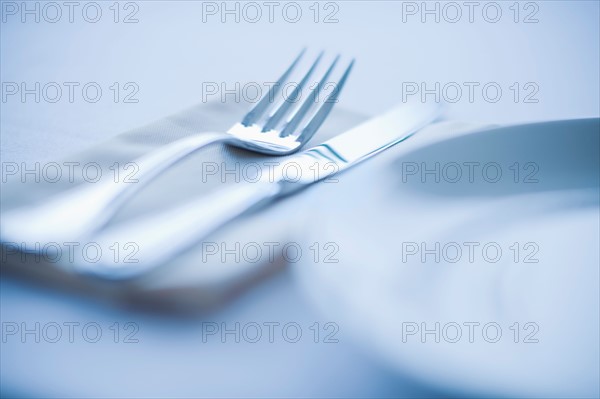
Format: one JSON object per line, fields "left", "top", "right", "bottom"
{"left": 1, "top": 132, "right": 232, "bottom": 248}
{"left": 78, "top": 181, "right": 284, "bottom": 278}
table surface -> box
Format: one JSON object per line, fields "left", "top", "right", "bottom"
{"left": 1, "top": 1, "right": 599, "bottom": 397}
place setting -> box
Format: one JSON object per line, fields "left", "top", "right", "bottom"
{"left": 1, "top": 3, "right": 598, "bottom": 397}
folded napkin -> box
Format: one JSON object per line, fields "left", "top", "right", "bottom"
{"left": 0, "top": 100, "right": 481, "bottom": 310}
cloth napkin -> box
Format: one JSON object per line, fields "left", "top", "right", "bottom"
{"left": 0, "top": 100, "right": 480, "bottom": 310}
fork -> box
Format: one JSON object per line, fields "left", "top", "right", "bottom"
{"left": 0, "top": 50, "right": 353, "bottom": 248}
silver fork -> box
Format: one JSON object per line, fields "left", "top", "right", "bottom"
{"left": 0, "top": 50, "right": 353, "bottom": 248}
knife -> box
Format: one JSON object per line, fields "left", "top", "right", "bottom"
{"left": 80, "top": 100, "right": 442, "bottom": 278}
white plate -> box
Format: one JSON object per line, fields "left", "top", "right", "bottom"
{"left": 294, "top": 119, "right": 600, "bottom": 397}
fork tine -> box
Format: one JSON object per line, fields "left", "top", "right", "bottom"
{"left": 241, "top": 49, "right": 305, "bottom": 127}
{"left": 295, "top": 59, "right": 354, "bottom": 143}
{"left": 260, "top": 52, "right": 324, "bottom": 132}
{"left": 280, "top": 55, "right": 340, "bottom": 137}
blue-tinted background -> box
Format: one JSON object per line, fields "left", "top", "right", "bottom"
{"left": 1, "top": 1, "right": 599, "bottom": 397}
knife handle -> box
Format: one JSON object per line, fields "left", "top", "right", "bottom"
{"left": 79, "top": 181, "right": 283, "bottom": 279}
{"left": 0, "top": 132, "right": 232, "bottom": 249}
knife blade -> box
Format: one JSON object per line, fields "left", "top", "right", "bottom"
{"left": 81, "top": 100, "right": 442, "bottom": 278}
